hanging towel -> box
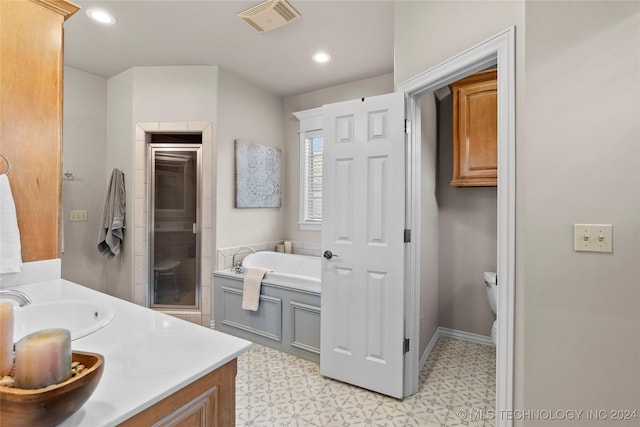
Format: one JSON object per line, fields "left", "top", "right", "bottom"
{"left": 0, "top": 174, "right": 22, "bottom": 273}
{"left": 242, "top": 267, "right": 272, "bottom": 311}
{"left": 98, "top": 169, "right": 125, "bottom": 258}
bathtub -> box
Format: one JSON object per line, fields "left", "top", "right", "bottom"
{"left": 213, "top": 251, "right": 322, "bottom": 362}
{"left": 241, "top": 251, "right": 321, "bottom": 292}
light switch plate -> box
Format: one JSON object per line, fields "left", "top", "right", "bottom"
{"left": 69, "top": 210, "right": 88, "bottom": 222}
{"left": 574, "top": 224, "right": 613, "bottom": 253}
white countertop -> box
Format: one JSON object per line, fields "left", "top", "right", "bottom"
{"left": 8, "top": 279, "right": 252, "bottom": 427}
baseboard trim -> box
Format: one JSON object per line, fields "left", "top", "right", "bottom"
{"left": 438, "top": 326, "right": 494, "bottom": 347}
{"left": 419, "top": 329, "right": 440, "bottom": 370}
{"left": 419, "top": 326, "right": 494, "bottom": 370}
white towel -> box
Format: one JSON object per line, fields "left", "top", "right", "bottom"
{"left": 0, "top": 174, "right": 22, "bottom": 273}
{"left": 98, "top": 169, "right": 126, "bottom": 258}
{"left": 242, "top": 267, "right": 272, "bottom": 311}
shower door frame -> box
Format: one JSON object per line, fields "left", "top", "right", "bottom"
{"left": 147, "top": 143, "right": 202, "bottom": 310}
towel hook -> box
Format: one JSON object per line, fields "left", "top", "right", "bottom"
{"left": 0, "top": 153, "right": 11, "bottom": 175}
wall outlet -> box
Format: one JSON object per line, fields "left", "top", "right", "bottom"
{"left": 574, "top": 224, "right": 612, "bottom": 253}
{"left": 69, "top": 210, "right": 88, "bottom": 222}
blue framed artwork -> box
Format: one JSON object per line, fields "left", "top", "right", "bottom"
{"left": 235, "top": 140, "right": 282, "bottom": 208}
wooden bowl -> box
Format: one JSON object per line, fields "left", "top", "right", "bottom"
{"left": 0, "top": 351, "right": 104, "bottom": 427}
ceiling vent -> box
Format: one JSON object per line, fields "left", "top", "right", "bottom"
{"left": 238, "top": 0, "right": 300, "bottom": 33}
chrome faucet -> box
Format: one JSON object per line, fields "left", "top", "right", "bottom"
{"left": 0, "top": 289, "right": 32, "bottom": 307}
{"left": 231, "top": 246, "right": 256, "bottom": 273}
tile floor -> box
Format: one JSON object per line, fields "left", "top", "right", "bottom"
{"left": 236, "top": 336, "right": 496, "bottom": 426}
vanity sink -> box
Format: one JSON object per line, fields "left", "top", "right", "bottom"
{"left": 13, "top": 300, "right": 115, "bottom": 341}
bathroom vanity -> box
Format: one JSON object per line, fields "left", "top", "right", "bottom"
{"left": 3, "top": 277, "right": 251, "bottom": 426}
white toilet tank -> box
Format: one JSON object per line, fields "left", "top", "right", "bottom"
{"left": 484, "top": 271, "right": 497, "bottom": 314}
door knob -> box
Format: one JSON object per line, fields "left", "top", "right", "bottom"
{"left": 323, "top": 250, "right": 339, "bottom": 260}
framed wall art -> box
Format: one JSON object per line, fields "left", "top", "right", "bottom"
{"left": 235, "top": 140, "right": 282, "bottom": 208}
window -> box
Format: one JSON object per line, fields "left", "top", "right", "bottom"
{"left": 293, "top": 107, "right": 323, "bottom": 230}
{"left": 302, "top": 130, "right": 323, "bottom": 226}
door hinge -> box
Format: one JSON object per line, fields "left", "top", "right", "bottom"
{"left": 404, "top": 119, "right": 411, "bottom": 134}
{"left": 404, "top": 229, "right": 411, "bottom": 243}
{"left": 403, "top": 338, "right": 410, "bottom": 354}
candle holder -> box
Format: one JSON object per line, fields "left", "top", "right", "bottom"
{"left": 0, "top": 351, "right": 104, "bottom": 427}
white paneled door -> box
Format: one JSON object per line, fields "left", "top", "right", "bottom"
{"left": 320, "top": 92, "right": 406, "bottom": 398}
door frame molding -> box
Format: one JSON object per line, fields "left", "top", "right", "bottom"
{"left": 398, "top": 27, "right": 515, "bottom": 426}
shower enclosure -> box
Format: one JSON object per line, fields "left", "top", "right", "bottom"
{"left": 148, "top": 140, "right": 201, "bottom": 309}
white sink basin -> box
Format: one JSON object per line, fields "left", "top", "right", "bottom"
{"left": 14, "top": 300, "right": 115, "bottom": 341}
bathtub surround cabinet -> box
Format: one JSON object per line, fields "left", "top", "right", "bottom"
{"left": 214, "top": 270, "right": 321, "bottom": 363}
{"left": 0, "top": 0, "right": 78, "bottom": 262}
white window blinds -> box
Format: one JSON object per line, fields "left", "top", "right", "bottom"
{"left": 302, "top": 131, "right": 323, "bottom": 223}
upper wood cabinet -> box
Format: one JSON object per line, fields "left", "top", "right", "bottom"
{"left": 449, "top": 69, "right": 497, "bottom": 187}
{"left": 0, "top": 0, "right": 78, "bottom": 262}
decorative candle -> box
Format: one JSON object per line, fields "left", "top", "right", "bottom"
{"left": 14, "top": 328, "right": 71, "bottom": 389}
{"left": 0, "top": 302, "right": 13, "bottom": 376}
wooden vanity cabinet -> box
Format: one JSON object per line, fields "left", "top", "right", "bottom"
{"left": 449, "top": 69, "right": 497, "bottom": 187}
{"left": 119, "top": 359, "right": 237, "bottom": 427}
{"left": 0, "top": 0, "right": 78, "bottom": 261}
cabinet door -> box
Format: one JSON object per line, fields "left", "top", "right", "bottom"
{"left": 450, "top": 70, "right": 497, "bottom": 187}
{"left": 119, "top": 359, "right": 237, "bottom": 427}
{"left": 0, "top": 0, "right": 77, "bottom": 261}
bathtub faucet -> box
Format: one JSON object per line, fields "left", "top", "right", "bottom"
{"left": 231, "top": 247, "right": 256, "bottom": 273}
{"left": 0, "top": 289, "right": 32, "bottom": 307}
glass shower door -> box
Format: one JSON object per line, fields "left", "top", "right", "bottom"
{"left": 149, "top": 144, "right": 201, "bottom": 308}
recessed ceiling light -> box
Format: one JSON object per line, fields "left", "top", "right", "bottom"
{"left": 312, "top": 52, "right": 331, "bottom": 64}
{"left": 86, "top": 8, "right": 116, "bottom": 25}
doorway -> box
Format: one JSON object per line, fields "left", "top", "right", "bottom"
{"left": 399, "top": 27, "right": 515, "bottom": 422}
{"left": 148, "top": 136, "right": 202, "bottom": 309}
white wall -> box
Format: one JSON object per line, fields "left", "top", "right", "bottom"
{"left": 61, "top": 67, "right": 108, "bottom": 292}
{"left": 105, "top": 69, "right": 135, "bottom": 301}
{"left": 215, "top": 67, "right": 285, "bottom": 249}
{"left": 393, "top": 1, "right": 524, "bottom": 87}
{"left": 283, "top": 73, "right": 394, "bottom": 243}
{"left": 522, "top": 1, "right": 639, "bottom": 416}
{"left": 436, "top": 93, "right": 496, "bottom": 336}
{"left": 419, "top": 93, "right": 439, "bottom": 356}
{"left": 132, "top": 66, "right": 218, "bottom": 123}
{"left": 395, "top": 0, "right": 640, "bottom": 420}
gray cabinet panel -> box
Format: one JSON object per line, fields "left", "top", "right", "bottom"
{"left": 220, "top": 286, "right": 282, "bottom": 342}
{"left": 290, "top": 302, "right": 321, "bottom": 354}
{"left": 214, "top": 273, "right": 321, "bottom": 363}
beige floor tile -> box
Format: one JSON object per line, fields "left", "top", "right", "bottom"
{"left": 236, "top": 337, "right": 496, "bottom": 426}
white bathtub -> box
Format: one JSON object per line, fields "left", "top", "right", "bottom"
{"left": 242, "top": 251, "right": 321, "bottom": 293}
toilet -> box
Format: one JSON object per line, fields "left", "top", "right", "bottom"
{"left": 484, "top": 271, "right": 497, "bottom": 345}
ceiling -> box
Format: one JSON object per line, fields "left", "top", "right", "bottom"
{"left": 63, "top": 0, "right": 395, "bottom": 97}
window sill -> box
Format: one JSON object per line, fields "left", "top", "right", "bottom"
{"left": 298, "top": 221, "right": 321, "bottom": 231}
